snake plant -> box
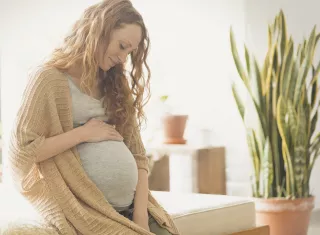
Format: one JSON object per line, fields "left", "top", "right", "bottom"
{"left": 230, "top": 10, "right": 320, "bottom": 199}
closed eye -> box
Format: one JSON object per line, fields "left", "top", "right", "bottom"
{"left": 119, "top": 43, "right": 125, "bottom": 50}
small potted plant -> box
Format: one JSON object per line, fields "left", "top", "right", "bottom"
{"left": 160, "top": 95, "right": 188, "bottom": 144}
{"left": 230, "top": 10, "right": 320, "bottom": 235}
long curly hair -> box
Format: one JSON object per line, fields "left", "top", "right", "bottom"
{"left": 45, "top": 0, "right": 151, "bottom": 131}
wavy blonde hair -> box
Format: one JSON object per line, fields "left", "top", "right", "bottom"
{"left": 45, "top": 0, "right": 151, "bottom": 131}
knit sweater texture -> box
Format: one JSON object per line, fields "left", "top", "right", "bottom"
{"left": 8, "top": 66, "right": 180, "bottom": 235}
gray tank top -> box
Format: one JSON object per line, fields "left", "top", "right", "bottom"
{"left": 67, "top": 77, "right": 138, "bottom": 211}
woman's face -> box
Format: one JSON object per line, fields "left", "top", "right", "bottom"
{"left": 97, "top": 23, "right": 142, "bottom": 71}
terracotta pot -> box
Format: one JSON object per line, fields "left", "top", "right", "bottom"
{"left": 255, "top": 196, "right": 315, "bottom": 235}
{"left": 162, "top": 115, "right": 188, "bottom": 144}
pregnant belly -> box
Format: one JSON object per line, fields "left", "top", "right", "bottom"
{"left": 77, "top": 141, "right": 138, "bottom": 210}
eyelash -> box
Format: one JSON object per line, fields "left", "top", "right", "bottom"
{"left": 119, "top": 43, "right": 137, "bottom": 55}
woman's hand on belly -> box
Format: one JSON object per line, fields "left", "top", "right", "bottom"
{"left": 79, "top": 118, "right": 123, "bottom": 143}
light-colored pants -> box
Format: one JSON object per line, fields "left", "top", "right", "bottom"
{"left": 119, "top": 204, "right": 172, "bottom": 235}
{"left": 148, "top": 216, "right": 172, "bottom": 235}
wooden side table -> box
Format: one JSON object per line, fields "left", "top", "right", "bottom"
{"left": 146, "top": 144, "right": 226, "bottom": 195}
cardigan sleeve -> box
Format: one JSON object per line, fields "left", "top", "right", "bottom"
{"left": 8, "top": 68, "right": 57, "bottom": 191}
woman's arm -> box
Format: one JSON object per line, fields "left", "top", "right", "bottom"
{"left": 37, "top": 119, "right": 123, "bottom": 162}
{"left": 121, "top": 117, "right": 150, "bottom": 230}
{"left": 36, "top": 127, "right": 86, "bottom": 162}
{"left": 133, "top": 168, "right": 150, "bottom": 231}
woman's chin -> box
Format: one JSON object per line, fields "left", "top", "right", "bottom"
{"left": 100, "top": 64, "right": 111, "bottom": 72}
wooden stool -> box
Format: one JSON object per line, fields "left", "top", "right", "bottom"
{"left": 147, "top": 145, "right": 226, "bottom": 195}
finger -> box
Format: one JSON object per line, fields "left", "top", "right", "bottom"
{"left": 104, "top": 123, "right": 116, "bottom": 129}
{"left": 115, "top": 136, "right": 124, "bottom": 141}
{"left": 110, "top": 132, "right": 122, "bottom": 138}
{"left": 102, "top": 126, "right": 115, "bottom": 132}
{"left": 107, "top": 128, "right": 120, "bottom": 135}
{"left": 115, "top": 132, "right": 123, "bottom": 139}
{"left": 109, "top": 128, "right": 121, "bottom": 135}
{"left": 109, "top": 133, "right": 123, "bottom": 141}
{"left": 107, "top": 136, "right": 122, "bottom": 141}
{"left": 116, "top": 134, "right": 124, "bottom": 140}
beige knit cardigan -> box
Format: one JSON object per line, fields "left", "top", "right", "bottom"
{"left": 8, "top": 67, "right": 180, "bottom": 235}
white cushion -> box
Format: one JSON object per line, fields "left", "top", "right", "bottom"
{"left": 152, "top": 191, "right": 256, "bottom": 235}
{"left": 0, "top": 184, "right": 256, "bottom": 235}
{"left": 0, "top": 184, "right": 57, "bottom": 234}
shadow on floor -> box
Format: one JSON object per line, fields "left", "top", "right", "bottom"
{"left": 310, "top": 210, "right": 320, "bottom": 227}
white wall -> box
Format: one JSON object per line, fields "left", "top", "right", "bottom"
{"left": 132, "top": 0, "right": 251, "bottom": 196}
{"left": 244, "top": 0, "right": 320, "bottom": 209}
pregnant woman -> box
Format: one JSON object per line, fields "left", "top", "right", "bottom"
{"left": 8, "top": 1, "right": 179, "bottom": 234}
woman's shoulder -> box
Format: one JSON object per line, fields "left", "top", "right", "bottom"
{"left": 29, "top": 66, "right": 66, "bottom": 83}
{"left": 26, "top": 66, "right": 69, "bottom": 93}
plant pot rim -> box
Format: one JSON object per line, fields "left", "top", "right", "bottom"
{"left": 253, "top": 195, "right": 315, "bottom": 203}
{"left": 254, "top": 196, "right": 315, "bottom": 212}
